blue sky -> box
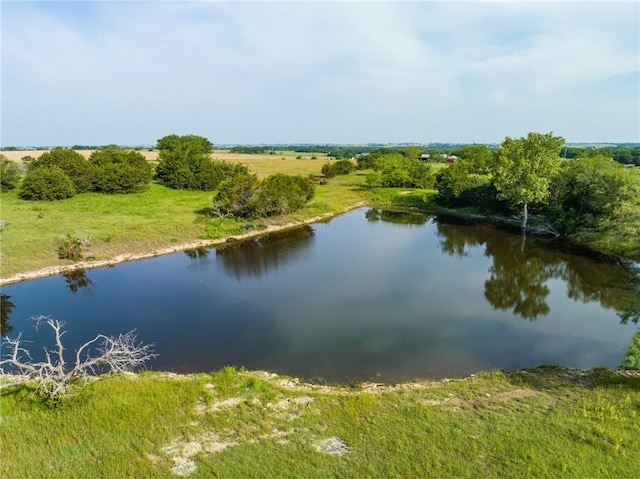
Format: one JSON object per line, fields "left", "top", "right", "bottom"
{"left": 2, "top": 1, "right": 638, "bottom": 146}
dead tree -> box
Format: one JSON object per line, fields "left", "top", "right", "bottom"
{"left": 0, "top": 315, "right": 156, "bottom": 400}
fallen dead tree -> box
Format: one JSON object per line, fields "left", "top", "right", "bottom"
{"left": 0, "top": 315, "right": 156, "bottom": 400}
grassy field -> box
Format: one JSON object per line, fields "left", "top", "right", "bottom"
{"left": 1, "top": 366, "right": 639, "bottom": 478}
{"left": 0, "top": 149, "right": 444, "bottom": 280}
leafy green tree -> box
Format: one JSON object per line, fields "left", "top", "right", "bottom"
{"left": 89, "top": 147, "right": 153, "bottom": 193}
{"left": 254, "top": 174, "right": 315, "bottom": 216}
{"left": 435, "top": 160, "right": 504, "bottom": 211}
{"left": 454, "top": 144, "right": 493, "bottom": 174}
{"left": 19, "top": 166, "right": 76, "bottom": 200}
{"left": 0, "top": 154, "right": 21, "bottom": 190}
{"left": 321, "top": 160, "right": 355, "bottom": 178}
{"left": 196, "top": 160, "right": 249, "bottom": 191}
{"left": 492, "top": 132, "right": 564, "bottom": 229}
{"left": 547, "top": 154, "right": 634, "bottom": 234}
{"left": 213, "top": 173, "right": 260, "bottom": 218}
{"left": 373, "top": 153, "right": 434, "bottom": 189}
{"left": 155, "top": 134, "right": 221, "bottom": 190}
{"left": 29, "top": 148, "right": 94, "bottom": 193}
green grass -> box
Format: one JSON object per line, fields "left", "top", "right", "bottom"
{"left": 0, "top": 165, "right": 375, "bottom": 279}
{"left": 0, "top": 184, "right": 217, "bottom": 276}
{"left": 2, "top": 367, "right": 639, "bottom": 478}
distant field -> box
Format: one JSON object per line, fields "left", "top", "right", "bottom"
{"left": 1, "top": 149, "right": 330, "bottom": 178}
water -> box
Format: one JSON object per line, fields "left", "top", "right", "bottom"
{"left": 2, "top": 208, "right": 638, "bottom": 382}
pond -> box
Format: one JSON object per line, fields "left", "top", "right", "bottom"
{"left": 2, "top": 208, "right": 638, "bottom": 382}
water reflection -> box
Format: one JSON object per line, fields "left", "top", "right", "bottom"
{"left": 365, "top": 208, "right": 430, "bottom": 226}
{"left": 216, "top": 225, "right": 315, "bottom": 279}
{"left": 62, "top": 269, "right": 94, "bottom": 295}
{"left": 2, "top": 208, "right": 637, "bottom": 381}
{"left": 184, "top": 247, "right": 209, "bottom": 261}
{"left": 433, "top": 217, "right": 637, "bottom": 321}
{"left": 1, "top": 293, "right": 15, "bottom": 336}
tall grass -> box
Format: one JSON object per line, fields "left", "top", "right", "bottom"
{"left": 1, "top": 367, "right": 639, "bottom": 478}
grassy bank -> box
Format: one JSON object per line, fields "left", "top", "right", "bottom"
{"left": 1, "top": 367, "right": 639, "bottom": 478}
{"left": 1, "top": 153, "right": 636, "bottom": 282}
{"left": 0, "top": 156, "right": 373, "bottom": 280}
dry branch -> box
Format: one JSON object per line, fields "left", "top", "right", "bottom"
{"left": 0, "top": 315, "right": 156, "bottom": 400}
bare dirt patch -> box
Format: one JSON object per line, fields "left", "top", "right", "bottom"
{"left": 315, "top": 437, "right": 349, "bottom": 456}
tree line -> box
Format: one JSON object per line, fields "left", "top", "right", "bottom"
{"left": 431, "top": 133, "right": 640, "bottom": 258}
{"left": 0, "top": 134, "right": 316, "bottom": 219}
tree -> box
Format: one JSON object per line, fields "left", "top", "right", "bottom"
{"left": 546, "top": 154, "right": 634, "bottom": 235}
{"left": 19, "top": 166, "right": 76, "bottom": 200}
{"left": 453, "top": 144, "right": 493, "bottom": 174}
{"left": 212, "top": 172, "right": 260, "bottom": 218}
{"left": 0, "top": 154, "right": 21, "bottom": 190}
{"left": 321, "top": 160, "right": 355, "bottom": 178}
{"left": 373, "top": 153, "right": 434, "bottom": 189}
{"left": 90, "top": 146, "right": 153, "bottom": 193}
{"left": 254, "top": 174, "right": 315, "bottom": 216}
{"left": 155, "top": 134, "right": 220, "bottom": 190}
{"left": 0, "top": 316, "right": 156, "bottom": 401}
{"left": 29, "top": 148, "right": 94, "bottom": 193}
{"left": 492, "top": 132, "right": 564, "bottom": 230}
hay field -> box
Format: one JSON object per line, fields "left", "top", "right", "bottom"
{"left": 1, "top": 149, "right": 329, "bottom": 178}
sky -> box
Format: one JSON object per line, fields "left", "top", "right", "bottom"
{"left": 1, "top": 0, "right": 638, "bottom": 146}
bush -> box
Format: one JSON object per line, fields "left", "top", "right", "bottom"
{"left": 254, "top": 174, "right": 315, "bottom": 216}
{"left": 19, "top": 166, "right": 76, "bottom": 200}
{"left": 57, "top": 233, "right": 91, "bottom": 260}
{"left": 213, "top": 173, "right": 260, "bottom": 218}
{"left": 155, "top": 134, "right": 238, "bottom": 191}
{"left": 213, "top": 173, "right": 315, "bottom": 218}
{"left": 194, "top": 160, "right": 249, "bottom": 191}
{"left": 90, "top": 147, "right": 153, "bottom": 193}
{"left": 0, "top": 154, "right": 21, "bottom": 190}
{"left": 29, "top": 148, "right": 94, "bottom": 193}
{"left": 321, "top": 160, "right": 355, "bottom": 178}
{"left": 373, "top": 153, "right": 435, "bottom": 189}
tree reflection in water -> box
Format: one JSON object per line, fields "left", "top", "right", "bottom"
{"left": 430, "top": 215, "right": 638, "bottom": 321}
{"left": 62, "top": 269, "right": 94, "bottom": 295}
{"left": 1, "top": 293, "right": 15, "bottom": 336}
{"left": 216, "top": 225, "right": 315, "bottom": 280}
{"left": 184, "top": 247, "right": 209, "bottom": 261}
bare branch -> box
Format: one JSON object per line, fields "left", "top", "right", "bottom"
{"left": 0, "top": 316, "right": 157, "bottom": 400}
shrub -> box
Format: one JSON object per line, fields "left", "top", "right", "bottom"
{"left": 0, "top": 154, "right": 21, "bottom": 190}
{"left": 213, "top": 173, "right": 315, "bottom": 218}
{"left": 321, "top": 159, "right": 355, "bottom": 178}
{"left": 155, "top": 134, "right": 238, "bottom": 191}
{"left": 19, "top": 166, "right": 76, "bottom": 200}
{"left": 28, "top": 148, "right": 94, "bottom": 193}
{"left": 213, "top": 173, "right": 260, "bottom": 218}
{"left": 254, "top": 174, "right": 315, "bottom": 216}
{"left": 90, "top": 147, "right": 153, "bottom": 193}
{"left": 373, "top": 153, "right": 434, "bottom": 189}
{"left": 57, "top": 233, "right": 91, "bottom": 260}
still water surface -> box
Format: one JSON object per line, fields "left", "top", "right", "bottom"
{"left": 2, "top": 208, "right": 638, "bottom": 382}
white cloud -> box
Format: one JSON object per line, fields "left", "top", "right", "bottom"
{"left": 1, "top": 1, "right": 638, "bottom": 145}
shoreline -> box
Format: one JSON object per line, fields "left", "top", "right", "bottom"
{"left": 0, "top": 203, "right": 366, "bottom": 286}
{"left": 2, "top": 201, "right": 636, "bottom": 285}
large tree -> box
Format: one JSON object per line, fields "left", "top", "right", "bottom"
{"left": 155, "top": 134, "right": 217, "bottom": 190}
{"left": 492, "top": 132, "right": 564, "bottom": 230}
